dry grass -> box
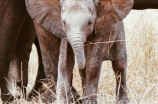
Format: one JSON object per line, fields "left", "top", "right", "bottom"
{"left": 3, "top": 9, "right": 158, "bottom": 104}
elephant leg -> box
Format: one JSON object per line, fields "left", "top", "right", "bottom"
{"left": 34, "top": 22, "right": 61, "bottom": 103}
{"left": 112, "top": 59, "right": 128, "bottom": 104}
{"left": 28, "top": 37, "right": 46, "bottom": 98}
{"left": 34, "top": 22, "right": 80, "bottom": 103}
{"left": 0, "top": 0, "right": 26, "bottom": 101}
{"left": 7, "top": 13, "right": 36, "bottom": 99}
{"left": 82, "top": 46, "right": 103, "bottom": 104}
{"left": 56, "top": 39, "right": 81, "bottom": 104}
{"left": 57, "top": 39, "right": 75, "bottom": 104}
{"left": 110, "top": 23, "right": 128, "bottom": 104}
{"left": 111, "top": 45, "right": 128, "bottom": 104}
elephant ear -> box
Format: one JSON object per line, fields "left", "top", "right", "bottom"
{"left": 95, "top": 0, "right": 133, "bottom": 34}
{"left": 25, "top": 0, "right": 66, "bottom": 38}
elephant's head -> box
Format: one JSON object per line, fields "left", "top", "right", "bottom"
{"left": 25, "top": 0, "right": 133, "bottom": 69}
{"left": 60, "top": 0, "right": 98, "bottom": 69}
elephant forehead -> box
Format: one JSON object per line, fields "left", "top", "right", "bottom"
{"left": 62, "top": 0, "right": 95, "bottom": 13}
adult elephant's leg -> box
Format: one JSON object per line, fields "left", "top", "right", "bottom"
{"left": 82, "top": 45, "right": 103, "bottom": 104}
{"left": 34, "top": 22, "right": 61, "bottom": 103}
{"left": 7, "top": 13, "right": 36, "bottom": 99}
{"left": 0, "top": 0, "right": 26, "bottom": 101}
{"left": 34, "top": 23, "right": 80, "bottom": 103}
{"left": 111, "top": 24, "right": 128, "bottom": 104}
{"left": 28, "top": 37, "right": 46, "bottom": 98}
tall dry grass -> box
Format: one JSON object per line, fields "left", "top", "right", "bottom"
{"left": 124, "top": 10, "right": 158, "bottom": 104}
{"left": 2, "top": 9, "right": 158, "bottom": 104}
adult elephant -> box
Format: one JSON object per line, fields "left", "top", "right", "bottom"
{"left": 0, "top": 0, "right": 46, "bottom": 102}
{"left": 132, "top": 0, "right": 158, "bottom": 9}
{"left": 26, "top": 0, "right": 133, "bottom": 104}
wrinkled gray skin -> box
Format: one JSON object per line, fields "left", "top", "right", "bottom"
{"left": 6, "top": 14, "right": 46, "bottom": 100}
{"left": 6, "top": 13, "right": 36, "bottom": 98}
{"left": 0, "top": 0, "right": 45, "bottom": 101}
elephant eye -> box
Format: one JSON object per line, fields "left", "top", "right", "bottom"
{"left": 88, "top": 21, "right": 92, "bottom": 26}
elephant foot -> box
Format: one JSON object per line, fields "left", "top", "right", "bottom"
{"left": 40, "top": 85, "right": 56, "bottom": 103}
{"left": 27, "top": 89, "right": 39, "bottom": 101}
{"left": 33, "top": 78, "right": 82, "bottom": 103}
{"left": 82, "top": 95, "right": 97, "bottom": 104}
{"left": 16, "top": 81, "right": 28, "bottom": 100}
{"left": 117, "top": 93, "right": 129, "bottom": 104}
{"left": 33, "top": 78, "right": 56, "bottom": 103}
{"left": 71, "top": 87, "right": 82, "bottom": 104}
{"left": 28, "top": 84, "right": 56, "bottom": 103}
{"left": 27, "top": 80, "right": 44, "bottom": 100}
{"left": 0, "top": 83, "right": 14, "bottom": 102}
{"left": 1, "top": 94, "right": 14, "bottom": 103}
{"left": 40, "top": 86, "right": 82, "bottom": 104}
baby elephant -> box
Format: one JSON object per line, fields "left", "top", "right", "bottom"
{"left": 26, "top": 0, "right": 133, "bottom": 104}
{"left": 58, "top": 0, "right": 133, "bottom": 104}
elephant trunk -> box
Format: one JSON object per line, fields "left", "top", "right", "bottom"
{"left": 69, "top": 35, "right": 85, "bottom": 69}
